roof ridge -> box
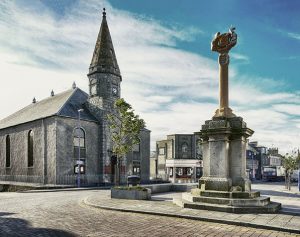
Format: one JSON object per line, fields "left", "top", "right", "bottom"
{"left": 0, "top": 89, "right": 73, "bottom": 122}
{"left": 0, "top": 88, "right": 82, "bottom": 130}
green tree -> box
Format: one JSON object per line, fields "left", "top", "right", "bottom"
{"left": 281, "top": 154, "right": 300, "bottom": 190}
{"left": 107, "top": 98, "right": 145, "bottom": 186}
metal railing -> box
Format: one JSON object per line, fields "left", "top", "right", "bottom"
{"left": 0, "top": 174, "right": 102, "bottom": 186}
{"left": 56, "top": 174, "right": 101, "bottom": 185}
{"left": 0, "top": 175, "right": 43, "bottom": 184}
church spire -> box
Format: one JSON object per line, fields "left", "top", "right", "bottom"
{"left": 89, "top": 8, "right": 121, "bottom": 78}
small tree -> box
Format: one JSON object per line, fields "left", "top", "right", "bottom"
{"left": 107, "top": 98, "right": 145, "bottom": 186}
{"left": 281, "top": 154, "right": 300, "bottom": 190}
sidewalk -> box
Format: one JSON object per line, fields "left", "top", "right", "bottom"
{"left": 252, "top": 182, "right": 300, "bottom": 215}
{"left": 84, "top": 184, "right": 300, "bottom": 234}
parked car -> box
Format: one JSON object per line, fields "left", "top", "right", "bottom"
{"left": 291, "top": 170, "right": 299, "bottom": 182}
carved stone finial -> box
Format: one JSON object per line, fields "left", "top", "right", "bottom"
{"left": 103, "top": 8, "right": 106, "bottom": 17}
{"left": 72, "top": 81, "right": 76, "bottom": 89}
{"left": 211, "top": 27, "right": 237, "bottom": 54}
{"left": 32, "top": 97, "right": 36, "bottom": 104}
{"left": 51, "top": 90, "right": 54, "bottom": 97}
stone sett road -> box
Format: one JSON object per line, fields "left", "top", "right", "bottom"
{"left": 0, "top": 189, "right": 298, "bottom": 237}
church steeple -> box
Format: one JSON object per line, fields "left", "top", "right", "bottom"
{"left": 89, "top": 8, "right": 121, "bottom": 77}
{"left": 87, "top": 8, "right": 122, "bottom": 111}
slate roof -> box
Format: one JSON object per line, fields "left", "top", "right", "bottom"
{"left": 89, "top": 9, "right": 121, "bottom": 78}
{"left": 0, "top": 88, "right": 98, "bottom": 130}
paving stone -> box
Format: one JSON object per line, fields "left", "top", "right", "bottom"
{"left": 0, "top": 189, "right": 299, "bottom": 236}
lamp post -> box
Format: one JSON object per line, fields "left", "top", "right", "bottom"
{"left": 252, "top": 152, "right": 255, "bottom": 180}
{"left": 297, "top": 149, "right": 300, "bottom": 192}
{"left": 77, "top": 109, "right": 84, "bottom": 188}
{"left": 291, "top": 148, "right": 300, "bottom": 192}
{"left": 298, "top": 166, "right": 300, "bottom": 191}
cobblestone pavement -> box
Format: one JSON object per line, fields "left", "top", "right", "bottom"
{"left": 0, "top": 189, "right": 299, "bottom": 237}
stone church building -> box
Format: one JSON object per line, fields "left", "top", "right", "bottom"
{"left": 0, "top": 10, "right": 150, "bottom": 186}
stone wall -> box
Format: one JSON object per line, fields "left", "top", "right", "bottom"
{"left": 44, "top": 117, "right": 57, "bottom": 184}
{"left": 88, "top": 73, "right": 121, "bottom": 111}
{"left": 139, "top": 129, "right": 150, "bottom": 182}
{"left": 55, "top": 117, "right": 99, "bottom": 184}
{"left": 0, "top": 118, "right": 56, "bottom": 184}
{"left": 156, "top": 140, "right": 168, "bottom": 179}
{"left": 124, "top": 129, "right": 150, "bottom": 183}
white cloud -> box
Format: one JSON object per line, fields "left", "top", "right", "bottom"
{"left": 287, "top": 32, "right": 300, "bottom": 40}
{"left": 273, "top": 104, "right": 300, "bottom": 116}
{"left": 0, "top": 0, "right": 300, "bottom": 154}
{"left": 231, "top": 53, "right": 249, "bottom": 62}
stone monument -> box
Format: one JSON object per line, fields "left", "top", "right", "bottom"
{"left": 174, "top": 27, "right": 281, "bottom": 213}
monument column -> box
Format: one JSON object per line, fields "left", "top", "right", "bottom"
{"left": 199, "top": 27, "right": 254, "bottom": 192}
{"left": 219, "top": 53, "right": 229, "bottom": 109}
{"left": 176, "top": 27, "right": 281, "bottom": 213}
{"left": 211, "top": 29, "right": 237, "bottom": 118}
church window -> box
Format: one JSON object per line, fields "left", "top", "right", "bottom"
{"left": 73, "top": 128, "right": 86, "bottom": 159}
{"left": 74, "top": 128, "right": 85, "bottom": 148}
{"left": 132, "top": 143, "right": 140, "bottom": 152}
{"left": 28, "top": 130, "right": 34, "bottom": 167}
{"left": 132, "top": 161, "right": 140, "bottom": 175}
{"left": 132, "top": 138, "right": 140, "bottom": 152}
{"left": 6, "top": 135, "right": 10, "bottom": 168}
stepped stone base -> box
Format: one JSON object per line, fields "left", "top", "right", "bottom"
{"left": 173, "top": 191, "right": 281, "bottom": 214}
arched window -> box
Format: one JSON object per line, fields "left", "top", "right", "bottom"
{"left": 74, "top": 128, "right": 85, "bottom": 148}
{"left": 73, "top": 128, "right": 86, "bottom": 159}
{"left": 132, "top": 138, "right": 140, "bottom": 153}
{"left": 6, "top": 135, "right": 10, "bottom": 168}
{"left": 28, "top": 130, "right": 34, "bottom": 167}
{"left": 181, "top": 143, "right": 188, "bottom": 153}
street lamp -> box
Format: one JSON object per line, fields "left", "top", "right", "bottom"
{"left": 77, "top": 108, "right": 84, "bottom": 188}
{"left": 298, "top": 166, "right": 300, "bottom": 191}
{"left": 297, "top": 149, "right": 300, "bottom": 192}
{"left": 292, "top": 148, "right": 300, "bottom": 192}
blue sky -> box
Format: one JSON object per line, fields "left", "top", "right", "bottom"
{"left": 0, "top": 0, "right": 300, "bottom": 153}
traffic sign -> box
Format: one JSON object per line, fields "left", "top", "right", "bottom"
{"left": 74, "top": 164, "right": 85, "bottom": 174}
{"left": 76, "top": 160, "right": 84, "bottom": 165}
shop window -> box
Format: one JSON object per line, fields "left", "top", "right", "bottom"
{"left": 169, "top": 167, "right": 173, "bottom": 177}
{"left": 187, "top": 168, "right": 193, "bottom": 175}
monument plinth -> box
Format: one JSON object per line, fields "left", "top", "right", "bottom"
{"left": 174, "top": 27, "right": 281, "bottom": 213}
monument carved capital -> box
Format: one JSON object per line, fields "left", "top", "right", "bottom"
{"left": 218, "top": 53, "right": 229, "bottom": 66}
{"left": 211, "top": 27, "right": 237, "bottom": 54}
